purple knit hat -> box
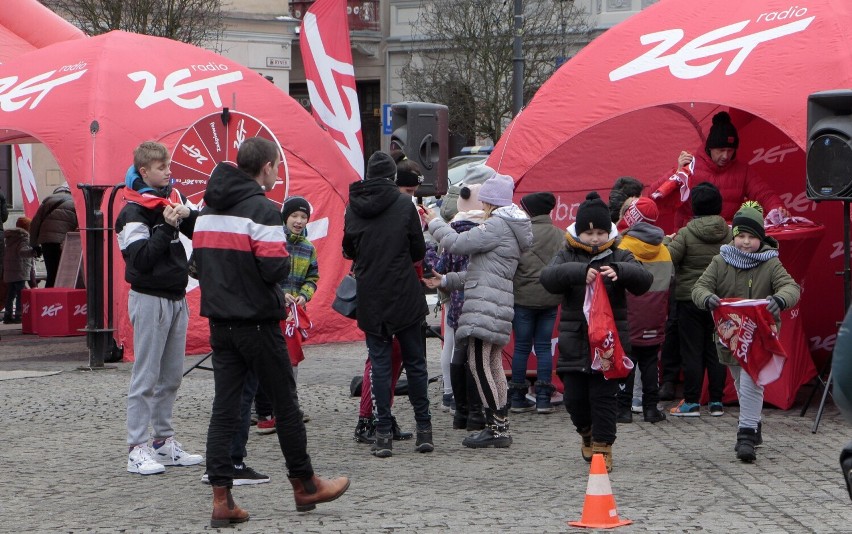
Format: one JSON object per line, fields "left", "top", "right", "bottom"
{"left": 477, "top": 172, "right": 515, "bottom": 207}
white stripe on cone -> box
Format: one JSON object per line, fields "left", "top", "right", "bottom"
{"left": 585, "top": 473, "right": 613, "bottom": 496}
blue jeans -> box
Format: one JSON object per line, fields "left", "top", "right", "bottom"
{"left": 511, "top": 305, "right": 558, "bottom": 383}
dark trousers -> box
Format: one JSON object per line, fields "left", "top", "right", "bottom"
{"left": 206, "top": 320, "right": 311, "bottom": 487}
{"left": 618, "top": 344, "right": 662, "bottom": 409}
{"left": 560, "top": 371, "right": 619, "bottom": 444}
{"left": 229, "top": 370, "right": 259, "bottom": 464}
{"left": 42, "top": 243, "right": 62, "bottom": 288}
{"left": 660, "top": 297, "right": 681, "bottom": 384}
{"left": 365, "top": 321, "right": 431, "bottom": 434}
{"left": 678, "top": 300, "right": 726, "bottom": 404}
{"left": 254, "top": 381, "right": 273, "bottom": 418}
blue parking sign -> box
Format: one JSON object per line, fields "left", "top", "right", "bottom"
{"left": 382, "top": 103, "right": 393, "bottom": 135}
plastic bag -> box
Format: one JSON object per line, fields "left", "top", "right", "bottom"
{"left": 583, "top": 275, "right": 633, "bottom": 380}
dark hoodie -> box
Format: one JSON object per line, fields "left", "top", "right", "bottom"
{"left": 342, "top": 178, "right": 427, "bottom": 336}
{"left": 193, "top": 162, "right": 290, "bottom": 321}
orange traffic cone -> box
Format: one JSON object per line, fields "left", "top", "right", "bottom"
{"left": 568, "top": 453, "right": 632, "bottom": 529}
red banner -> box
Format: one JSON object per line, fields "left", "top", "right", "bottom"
{"left": 299, "top": 0, "right": 364, "bottom": 178}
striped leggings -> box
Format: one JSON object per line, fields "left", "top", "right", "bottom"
{"left": 468, "top": 337, "right": 507, "bottom": 411}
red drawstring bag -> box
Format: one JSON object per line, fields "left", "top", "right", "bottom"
{"left": 583, "top": 275, "right": 633, "bottom": 380}
{"left": 281, "top": 302, "right": 313, "bottom": 367}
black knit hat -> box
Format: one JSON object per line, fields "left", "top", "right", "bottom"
{"left": 690, "top": 181, "right": 723, "bottom": 216}
{"left": 395, "top": 169, "right": 423, "bottom": 188}
{"left": 732, "top": 201, "right": 765, "bottom": 242}
{"left": 705, "top": 111, "right": 739, "bottom": 152}
{"left": 576, "top": 192, "right": 612, "bottom": 233}
{"left": 608, "top": 176, "right": 644, "bottom": 223}
{"left": 365, "top": 151, "right": 396, "bottom": 180}
{"left": 520, "top": 192, "right": 556, "bottom": 217}
{"left": 282, "top": 196, "right": 311, "bottom": 222}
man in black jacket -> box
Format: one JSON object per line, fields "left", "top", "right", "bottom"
{"left": 193, "top": 137, "right": 349, "bottom": 527}
{"left": 342, "top": 151, "right": 433, "bottom": 458}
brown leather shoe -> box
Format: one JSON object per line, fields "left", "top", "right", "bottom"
{"left": 210, "top": 486, "right": 249, "bottom": 528}
{"left": 289, "top": 474, "right": 351, "bottom": 512}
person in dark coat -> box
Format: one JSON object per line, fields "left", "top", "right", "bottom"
{"left": 29, "top": 184, "right": 78, "bottom": 287}
{"left": 342, "top": 151, "right": 432, "bottom": 458}
{"left": 540, "top": 192, "right": 652, "bottom": 472}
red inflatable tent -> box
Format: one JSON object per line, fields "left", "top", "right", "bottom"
{"left": 0, "top": 31, "right": 363, "bottom": 358}
{"left": 489, "top": 0, "right": 852, "bottom": 408}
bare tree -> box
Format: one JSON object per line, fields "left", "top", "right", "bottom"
{"left": 39, "top": 0, "right": 226, "bottom": 48}
{"left": 399, "top": 0, "right": 593, "bottom": 143}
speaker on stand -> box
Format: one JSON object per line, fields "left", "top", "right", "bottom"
{"left": 802, "top": 89, "right": 852, "bottom": 432}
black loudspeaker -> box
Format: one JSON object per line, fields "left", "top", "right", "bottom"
{"left": 390, "top": 101, "right": 449, "bottom": 197}
{"left": 807, "top": 90, "right": 852, "bottom": 201}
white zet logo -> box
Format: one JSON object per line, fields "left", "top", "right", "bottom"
{"left": 129, "top": 68, "right": 244, "bottom": 109}
{"left": 302, "top": 12, "right": 365, "bottom": 178}
{"left": 181, "top": 143, "right": 208, "bottom": 165}
{"left": 42, "top": 303, "right": 63, "bottom": 317}
{"left": 0, "top": 69, "right": 87, "bottom": 111}
{"left": 609, "top": 15, "right": 814, "bottom": 81}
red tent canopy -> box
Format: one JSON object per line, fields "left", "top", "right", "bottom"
{"left": 0, "top": 31, "right": 362, "bottom": 358}
{"left": 0, "top": 0, "right": 85, "bottom": 63}
{"left": 489, "top": 0, "right": 852, "bottom": 367}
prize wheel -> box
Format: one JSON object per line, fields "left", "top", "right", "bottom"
{"left": 170, "top": 110, "right": 290, "bottom": 207}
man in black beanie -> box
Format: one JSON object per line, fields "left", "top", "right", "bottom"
{"left": 650, "top": 110, "right": 788, "bottom": 228}
{"left": 342, "top": 151, "right": 433, "bottom": 458}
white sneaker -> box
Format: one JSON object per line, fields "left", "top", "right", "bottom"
{"left": 152, "top": 437, "right": 203, "bottom": 466}
{"left": 127, "top": 445, "right": 165, "bottom": 475}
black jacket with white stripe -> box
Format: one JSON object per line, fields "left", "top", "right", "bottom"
{"left": 193, "top": 162, "right": 290, "bottom": 322}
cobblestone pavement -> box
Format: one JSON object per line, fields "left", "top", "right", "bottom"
{"left": 0, "top": 322, "right": 850, "bottom": 533}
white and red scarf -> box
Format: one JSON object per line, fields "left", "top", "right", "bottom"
{"left": 712, "top": 298, "right": 787, "bottom": 386}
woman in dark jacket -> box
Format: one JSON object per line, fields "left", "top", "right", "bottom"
{"left": 540, "top": 192, "right": 652, "bottom": 472}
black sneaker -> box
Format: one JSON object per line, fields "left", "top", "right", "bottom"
{"left": 233, "top": 463, "right": 270, "bottom": 486}
{"left": 391, "top": 416, "right": 413, "bottom": 441}
{"left": 616, "top": 407, "right": 633, "bottom": 424}
{"left": 371, "top": 432, "right": 393, "bottom": 458}
{"left": 643, "top": 407, "right": 666, "bottom": 424}
{"left": 353, "top": 417, "right": 376, "bottom": 444}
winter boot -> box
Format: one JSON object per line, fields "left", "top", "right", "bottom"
{"left": 415, "top": 426, "right": 434, "bottom": 453}
{"left": 591, "top": 442, "right": 613, "bottom": 473}
{"left": 353, "top": 417, "right": 375, "bottom": 444}
{"left": 210, "top": 486, "right": 250, "bottom": 528}
{"left": 288, "top": 474, "right": 351, "bottom": 512}
{"left": 390, "top": 416, "right": 413, "bottom": 441}
{"left": 462, "top": 408, "right": 512, "bottom": 448}
{"left": 465, "top": 373, "right": 486, "bottom": 431}
{"left": 370, "top": 432, "right": 393, "bottom": 458}
{"left": 509, "top": 381, "right": 535, "bottom": 413}
{"left": 450, "top": 363, "right": 469, "bottom": 429}
{"left": 535, "top": 381, "right": 556, "bottom": 414}
{"left": 735, "top": 427, "right": 758, "bottom": 463}
{"left": 579, "top": 428, "right": 593, "bottom": 462}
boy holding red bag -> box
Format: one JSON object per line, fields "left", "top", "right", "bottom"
{"left": 540, "top": 192, "right": 652, "bottom": 472}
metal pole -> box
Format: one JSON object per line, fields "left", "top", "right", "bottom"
{"left": 512, "top": 0, "right": 524, "bottom": 116}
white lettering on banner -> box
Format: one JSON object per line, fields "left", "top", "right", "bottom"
{"left": 305, "top": 217, "right": 329, "bottom": 241}
{"left": 830, "top": 241, "right": 845, "bottom": 260}
{"left": 810, "top": 334, "right": 836, "bottom": 353}
{"left": 233, "top": 118, "right": 247, "bottom": 150}
{"left": 42, "top": 303, "right": 63, "bottom": 317}
{"left": 779, "top": 191, "right": 817, "bottom": 212}
{"left": 0, "top": 69, "right": 87, "bottom": 111}
{"left": 73, "top": 304, "right": 87, "bottom": 316}
{"left": 553, "top": 195, "right": 581, "bottom": 223}
{"left": 22, "top": 302, "right": 29, "bottom": 314}
{"left": 749, "top": 145, "right": 798, "bottom": 165}
{"left": 128, "top": 68, "right": 244, "bottom": 109}
{"left": 209, "top": 122, "right": 222, "bottom": 153}
{"left": 303, "top": 12, "right": 364, "bottom": 178}
{"left": 14, "top": 145, "right": 38, "bottom": 204}
{"left": 609, "top": 14, "right": 814, "bottom": 81}
{"left": 181, "top": 143, "right": 208, "bottom": 165}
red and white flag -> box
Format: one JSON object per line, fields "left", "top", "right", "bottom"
{"left": 299, "top": 0, "right": 364, "bottom": 178}
{"left": 712, "top": 298, "right": 787, "bottom": 386}
{"left": 14, "top": 144, "right": 40, "bottom": 217}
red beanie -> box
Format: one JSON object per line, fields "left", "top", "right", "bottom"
{"left": 621, "top": 197, "right": 659, "bottom": 228}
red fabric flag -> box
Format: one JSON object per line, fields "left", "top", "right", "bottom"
{"left": 299, "top": 0, "right": 364, "bottom": 178}
{"left": 583, "top": 275, "right": 633, "bottom": 380}
{"left": 282, "top": 302, "right": 313, "bottom": 366}
{"left": 712, "top": 298, "right": 787, "bottom": 386}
